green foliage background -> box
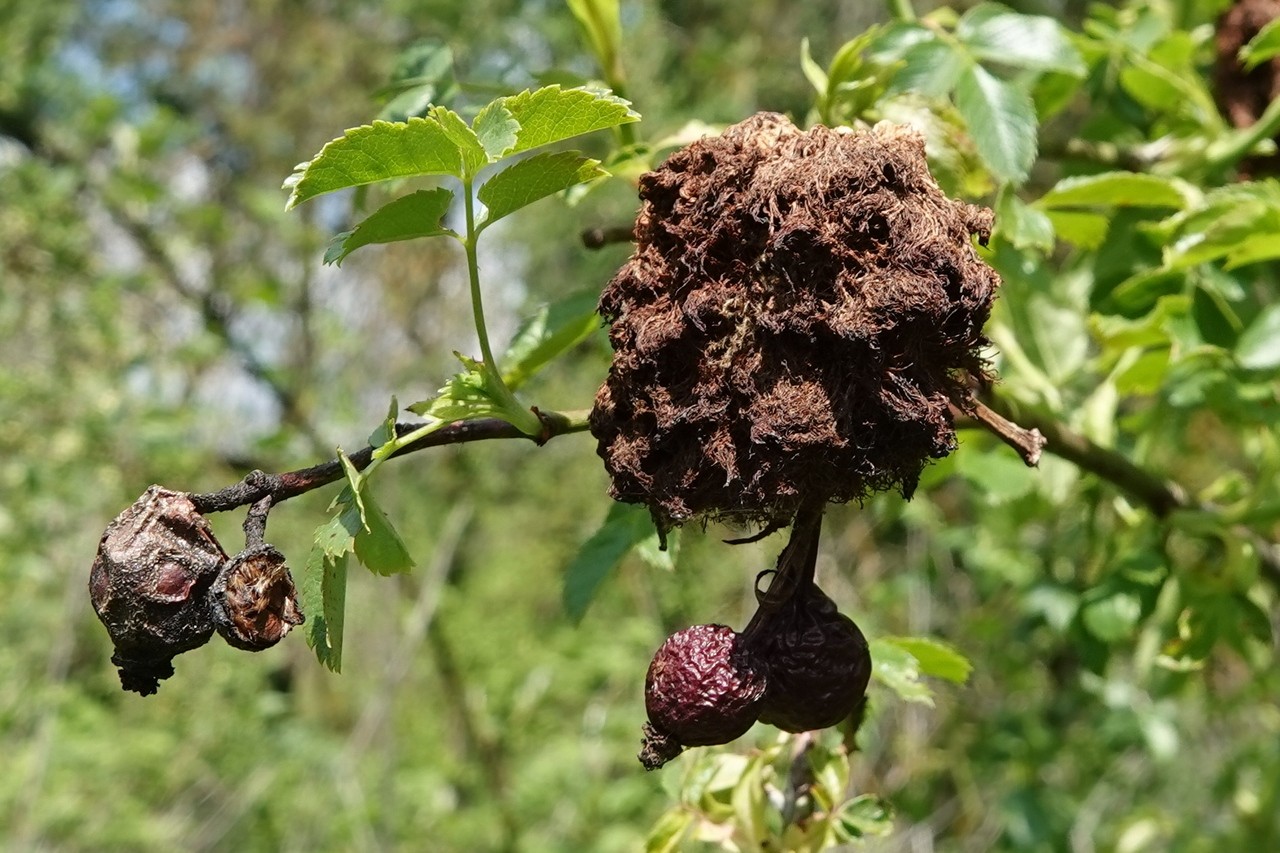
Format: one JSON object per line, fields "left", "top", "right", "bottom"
{"left": 2, "top": 0, "right": 1279, "bottom": 850}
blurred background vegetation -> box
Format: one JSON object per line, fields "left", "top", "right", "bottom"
{"left": 3, "top": 0, "right": 1279, "bottom": 850}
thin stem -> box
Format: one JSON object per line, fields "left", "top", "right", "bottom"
{"left": 188, "top": 409, "right": 592, "bottom": 514}
{"left": 1202, "top": 90, "right": 1280, "bottom": 178}
{"left": 462, "top": 179, "right": 500, "bottom": 375}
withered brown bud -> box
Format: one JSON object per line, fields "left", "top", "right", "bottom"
{"left": 749, "top": 582, "right": 871, "bottom": 733}
{"left": 591, "top": 113, "right": 1000, "bottom": 529}
{"left": 640, "top": 623, "right": 768, "bottom": 770}
{"left": 89, "top": 486, "right": 227, "bottom": 695}
{"left": 210, "top": 544, "right": 304, "bottom": 652}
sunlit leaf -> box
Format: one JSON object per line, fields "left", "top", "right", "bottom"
{"left": 1037, "top": 172, "right": 1190, "bottom": 209}
{"left": 285, "top": 117, "right": 472, "bottom": 207}
{"left": 953, "top": 63, "right": 1037, "bottom": 183}
{"left": 324, "top": 188, "right": 456, "bottom": 265}
{"left": 1239, "top": 16, "right": 1280, "bottom": 70}
{"left": 478, "top": 151, "right": 606, "bottom": 226}
{"left": 562, "top": 502, "right": 655, "bottom": 621}
{"left": 1236, "top": 304, "right": 1280, "bottom": 370}
{"left": 502, "top": 290, "right": 602, "bottom": 390}
{"left": 303, "top": 529, "right": 349, "bottom": 672}
{"left": 501, "top": 85, "right": 639, "bottom": 155}
{"left": 956, "top": 3, "right": 1086, "bottom": 75}
{"left": 880, "top": 636, "right": 973, "bottom": 684}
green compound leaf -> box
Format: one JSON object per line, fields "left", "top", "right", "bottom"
{"left": 562, "top": 502, "right": 656, "bottom": 622}
{"left": 1037, "top": 172, "right": 1190, "bottom": 209}
{"left": 953, "top": 62, "right": 1037, "bottom": 184}
{"left": 879, "top": 636, "right": 973, "bottom": 684}
{"left": 1240, "top": 17, "right": 1280, "bottom": 70}
{"left": 324, "top": 188, "right": 456, "bottom": 265}
{"left": 501, "top": 290, "right": 602, "bottom": 390}
{"left": 478, "top": 151, "right": 606, "bottom": 226}
{"left": 285, "top": 116, "right": 473, "bottom": 208}
{"left": 501, "top": 85, "right": 639, "bottom": 155}
{"left": 473, "top": 100, "right": 520, "bottom": 161}
{"left": 956, "top": 3, "right": 1086, "bottom": 76}
{"left": 303, "top": 524, "right": 350, "bottom": 672}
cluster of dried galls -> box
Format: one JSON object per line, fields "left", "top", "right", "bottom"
{"left": 590, "top": 114, "right": 1001, "bottom": 767}
{"left": 90, "top": 486, "right": 303, "bottom": 695}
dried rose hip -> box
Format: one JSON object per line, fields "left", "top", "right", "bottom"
{"left": 592, "top": 113, "right": 1000, "bottom": 530}
{"left": 750, "top": 582, "right": 871, "bottom": 733}
{"left": 210, "top": 544, "right": 304, "bottom": 652}
{"left": 89, "top": 486, "right": 227, "bottom": 695}
{"left": 639, "top": 623, "right": 768, "bottom": 770}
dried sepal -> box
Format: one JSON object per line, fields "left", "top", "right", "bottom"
{"left": 210, "top": 544, "right": 304, "bottom": 652}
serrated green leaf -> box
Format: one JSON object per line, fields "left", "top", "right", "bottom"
{"left": 956, "top": 3, "right": 1086, "bottom": 76}
{"left": 323, "top": 188, "right": 456, "bottom": 265}
{"left": 1037, "top": 172, "right": 1189, "bottom": 210}
{"left": 285, "top": 118, "right": 470, "bottom": 207}
{"left": 889, "top": 39, "right": 967, "bottom": 98}
{"left": 472, "top": 100, "right": 520, "bottom": 161}
{"left": 353, "top": 486, "right": 415, "bottom": 576}
{"left": 1241, "top": 17, "right": 1280, "bottom": 69}
{"left": 501, "top": 85, "right": 639, "bottom": 155}
{"left": 409, "top": 357, "right": 505, "bottom": 421}
{"left": 1236, "top": 304, "right": 1280, "bottom": 370}
{"left": 303, "top": 537, "right": 348, "bottom": 672}
{"left": 315, "top": 502, "right": 357, "bottom": 558}
{"left": 953, "top": 63, "right": 1037, "bottom": 184}
{"left": 869, "top": 638, "right": 934, "bottom": 705}
{"left": 995, "top": 188, "right": 1054, "bottom": 251}
{"left": 478, "top": 151, "right": 606, "bottom": 226}
{"left": 562, "top": 502, "right": 655, "bottom": 621}
{"left": 880, "top": 636, "right": 973, "bottom": 684}
{"left": 501, "top": 290, "right": 602, "bottom": 390}
{"left": 428, "top": 106, "right": 487, "bottom": 178}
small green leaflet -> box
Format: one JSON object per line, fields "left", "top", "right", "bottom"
{"left": 336, "top": 450, "right": 415, "bottom": 577}
{"left": 284, "top": 116, "right": 472, "bottom": 208}
{"left": 1239, "top": 17, "right": 1280, "bottom": 70}
{"left": 1237, "top": 304, "right": 1280, "bottom": 370}
{"left": 472, "top": 101, "right": 520, "bottom": 161}
{"left": 303, "top": 519, "right": 352, "bottom": 672}
{"left": 954, "top": 63, "right": 1037, "bottom": 184}
{"left": 1037, "top": 172, "right": 1190, "bottom": 210}
{"left": 870, "top": 636, "right": 973, "bottom": 706}
{"left": 955, "top": 3, "right": 1086, "bottom": 76}
{"left": 889, "top": 39, "right": 967, "bottom": 99}
{"left": 478, "top": 151, "right": 607, "bottom": 227}
{"left": 501, "top": 85, "right": 639, "bottom": 155}
{"left": 567, "top": 0, "right": 624, "bottom": 84}
{"left": 324, "top": 188, "right": 456, "bottom": 265}
{"left": 562, "top": 502, "right": 658, "bottom": 622}
{"left": 501, "top": 290, "right": 602, "bottom": 391}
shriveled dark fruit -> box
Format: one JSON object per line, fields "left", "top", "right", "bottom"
{"left": 592, "top": 113, "right": 1000, "bottom": 530}
{"left": 748, "top": 582, "right": 871, "bottom": 733}
{"left": 640, "top": 623, "right": 768, "bottom": 770}
{"left": 209, "top": 544, "right": 304, "bottom": 652}
{"left": 89, "top": 486, "right": 228, "bottom": 695}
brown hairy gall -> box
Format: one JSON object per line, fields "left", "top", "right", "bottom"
{"left": 592, "top": 113, "right": 1000, "bottom": 530}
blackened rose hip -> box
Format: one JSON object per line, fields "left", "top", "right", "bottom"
{"left": 89, "top": 486, "right": 227, "bottom": 695}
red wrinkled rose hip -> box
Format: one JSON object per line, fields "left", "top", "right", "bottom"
{"left": 639, "top": 623, "right": 768, "bottom": 770}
